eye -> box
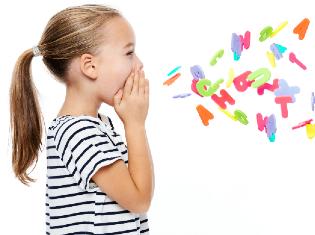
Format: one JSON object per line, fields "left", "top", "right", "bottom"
{"left": 126, "top": 50, "right": 134, "bottom": 56}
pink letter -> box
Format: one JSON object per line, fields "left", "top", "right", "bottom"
{"left": 211, "top": 89, "right": 235, "bottom": 109}
{"left": 233, "top": 71, "right": 252, "bottom": 92}
{"left": 275, "top": 96, "right": 292, "bottom": 118}
{"left": 257, "top": 79, "right": 279, "bottom": 95}
{"left": 256, "top": 113, "right": 268, "bottom": 131}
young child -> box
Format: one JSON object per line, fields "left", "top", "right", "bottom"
{"left": 9, "top": 4, "right": 154, "bottom": 234}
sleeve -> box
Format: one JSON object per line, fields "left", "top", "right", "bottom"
{"left": 54, "top": 117, "right": 124, "bottom": 192}
{"left": 99, "top": 113, "right": 115, "bottom": 131}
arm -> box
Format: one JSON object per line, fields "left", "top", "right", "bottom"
{"left": 124, "top": 124, "right": 154, "bottom": 210}
{"left": 92, "top": 68, "right": 154, "bottom": 213}
{"left": 92, "top": 124, "right": 154, "bottom": 214}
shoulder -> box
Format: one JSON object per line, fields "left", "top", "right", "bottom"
{"left": 53, "top": 116, "right": 103, "bottom": 147}
{"left": 57, "top": 116, "right": 101, "bottom": 132}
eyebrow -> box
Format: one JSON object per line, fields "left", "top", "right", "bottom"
{"left": 124, "top": 42, "right": 135, "bottom": 48}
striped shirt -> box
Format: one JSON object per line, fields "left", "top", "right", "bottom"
{"left": 45, "top": 113, "right": 149, "bottom": 235}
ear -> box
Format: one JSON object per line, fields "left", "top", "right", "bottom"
{"left": 80, "top": 53, "right": 97, "bottom": 80}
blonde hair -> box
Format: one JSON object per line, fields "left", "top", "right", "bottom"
{"left": 9, "top": 4, "right": 121, "bottom": 185}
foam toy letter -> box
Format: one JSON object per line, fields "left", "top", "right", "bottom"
{"left": 190, "top": 65, "right": 205, "bottom": 80}
{"left": 275, "top": 96, "right": 293, "bottom": 118}
{"left": 256, "top": 113, "right": 268, "bottom": 131}
{"left": 271, "top": 21, "right": 288, "bottom": 38}
{"left": 211, "top": 89, "right": 235, "bottom": 109}
{"left": 196, "top": 78, "right": 224, "bottom": 97}
{"left": 219, "top": 108, "right": 237, "bottom": 121}
{"left": 196, "top": 79, "right": 213, "bottom": 97}
{"left": 292, "top": 119, "right": 313, "bottom": 130}
{"left": 259, "top": 26, "right": 273, "bottom": 42}
{"left": 163, "top": 73, "right": 181, "bottom": 86}
{"left": 231, "top": 31, "right": 250, "bottom": 61}
{"left": 210, "top": 49, "right": 224, "bottom": 66}
{"left": 234, "top": 110, "right": 249, "bottom": 125}
{"left": 240, "top": 31, "right": 251, "bottom": 50}
{"left": 274, "top": 79, "right": 300, "bottom": 102}
{"left": 211, "top": 79, "right": 224, "bottom": 93}
{"left": 275, "top": 44, "right": 287, "bottom": 54}
{"left": 226, "top": 68, "right": 235, "bottom": 88}
{"left": 289, "top": 52, "right": 307, "bottom": 70}
{"left": 266, "top": 114, "right": 277, "bottom": 138}
{"left": 270, "top": 43, "right": 282, "bottom": 60}
{"left": 191, "top": 79, "right": 203, "bottom": 97}
{"left": 167, "top": 66, "right": 181, "bottom": 76}
{"left": 293, "top": 18, "right": 310, "bottom": 40}
{"left": 306, "top": 124, "right": 315, "bottom": 139}
{"left": 173, "top": 93, "right": 192, "bottom": 99}
{"left": 231, "top": 33, "right": 241, "bottom": 57}
{"left": 247, "top": 68, "right": 271, "bottom": 88}
{"left": 234, "top": 51, "right": 240, "bottom": 61}
{"left": 268, "top": 133, "right": 276, "bottom": 142}
{"left": 196, "top": 104, "right": 214, "bottom": 126}
{"left": 233, "top": 71, "right": 252, "bottom": 92}
{"left": 266, "top": 51, "right": 276, "bottom": 68}
{"left": 311, "top": 92, "right": 315, "bottom": 111}
{"left": 257, "top": 79, "right": 279, "bottom": 95}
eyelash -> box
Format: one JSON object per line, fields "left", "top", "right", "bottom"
{"left": 126, "top": 51, "right": 134, "bottom": 56}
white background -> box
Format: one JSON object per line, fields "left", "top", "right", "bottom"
{"left": 1, "top": 0, "right": 315, "bottom": 234}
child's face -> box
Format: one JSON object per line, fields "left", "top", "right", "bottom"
{"left": 95, "top": 16, "right": 143, "bottom": 106}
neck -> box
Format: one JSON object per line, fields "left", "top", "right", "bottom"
{"left": 58, "top": 86, "right": 101, "bottom": 118}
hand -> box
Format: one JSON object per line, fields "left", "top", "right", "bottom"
{"left": 113, "top": 69, "right": 149, "bottom": 127}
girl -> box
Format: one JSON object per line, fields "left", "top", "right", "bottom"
{"left": 9, "top": 4, "right": 154, "bottom": 234}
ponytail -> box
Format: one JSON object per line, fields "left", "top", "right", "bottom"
{"left": 9, "top": 48, "right": 45, "bottom": 185}
{"left": 9, "top": 4, "right": 122, "bottom": 185}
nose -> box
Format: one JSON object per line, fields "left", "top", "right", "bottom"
{"left": 133, "top": 55, "right": 143, "bottom": 70}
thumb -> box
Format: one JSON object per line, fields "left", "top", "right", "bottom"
{"left": 113, "top": 89, "right": 123, "bottom": 107}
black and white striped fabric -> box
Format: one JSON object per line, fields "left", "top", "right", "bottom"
{"left": 45, "top": 113, "right": 149, "bottom": 234}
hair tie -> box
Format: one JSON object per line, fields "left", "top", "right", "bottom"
{"left": 32, "top": 46, "right": 41, "bottom": 57}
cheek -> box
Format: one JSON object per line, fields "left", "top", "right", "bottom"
{"left": 117, "top": 62, "right": 133, "bottom": 89}
{"left": 120, "top": 69, "right": 132, "bottom": 88}
{"left": 98, "top": 57, "right": 133, "bottom": 103}
{"left": 106, "top": 65, "right": 132, "bottom": 98}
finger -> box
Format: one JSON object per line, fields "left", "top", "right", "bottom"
{"left": 123, "top": 72, "right": 134, "bottom": 97}
{"left": 131, "top": 70, "right": 140, "bottom": 94}
{"left": 139, "top": 70, "right": 145, "bottom": 95}
{"left": 113, "top": 89, "right": 123, "bottom": 108}
{"left": 144, "top": 79, "right": 149, "bottom": 99}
